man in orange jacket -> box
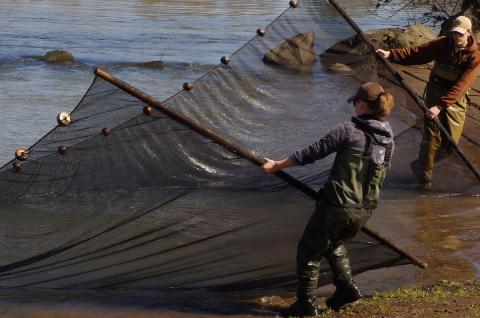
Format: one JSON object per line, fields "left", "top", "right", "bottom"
{"left": 377, "top": 16, "right": 480, "bottom": 189}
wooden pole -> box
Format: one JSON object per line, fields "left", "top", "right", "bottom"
{"left": 328, "top": 0, "right": 480, "bottom": 182}
{"left": 94, "top": 66, "right": 428, "bottom": 269}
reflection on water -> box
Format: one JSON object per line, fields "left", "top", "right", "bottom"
{"left": 0, "top": 287, "right": 284, "bottom": 317}
{"left": 365, "top": 193, "right": 480, "bottom": 292}
{"left": 413, "top": 196, "right": 480, "bottom": 281}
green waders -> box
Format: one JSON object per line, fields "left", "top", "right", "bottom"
{"left": 415, "top": 62, "right": 469, "bottom": 184}
{"left": 291, "top": 124, "right": 393, "bottom": 313}
{"left": 295, "top": 201, "right": 371, "bottom": 301}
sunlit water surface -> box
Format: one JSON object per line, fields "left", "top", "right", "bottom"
{"left": 0, "top": 0, "right": 427, "bottom": 165}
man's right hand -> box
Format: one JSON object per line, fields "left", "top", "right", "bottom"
{"left": 376, "top": 49, "right": 391, "bottom": 59}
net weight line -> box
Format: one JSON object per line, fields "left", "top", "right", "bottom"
{"left": 327, "top": 0, "right": 480, "bottom": 182}
{"left": 94, "top": 67, "right": 428, "bottom": 269}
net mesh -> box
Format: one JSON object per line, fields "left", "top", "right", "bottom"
{"left": 0, "top": 0, "right": 477, "bottom": 290}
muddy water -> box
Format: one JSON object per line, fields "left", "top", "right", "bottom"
{"left": 0, "top": 0, "right": 479, "bottom": 317}
{"left": 359, "top": 194, "right": 480, "bottom": 290}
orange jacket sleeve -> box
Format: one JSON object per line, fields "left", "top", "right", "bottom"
{"left": 389, "top": 37, "right": 445, "bottom": 66}
{"left": 389, "top": 36, "right": 480, "bottom": 108}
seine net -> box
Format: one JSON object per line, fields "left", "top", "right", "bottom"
{"left": 1, "top": 0, "right": 476, "bottom": 290}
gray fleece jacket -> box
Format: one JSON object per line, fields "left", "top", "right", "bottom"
{"left": 290, "top": 115, "right": 394, "bottom": 207}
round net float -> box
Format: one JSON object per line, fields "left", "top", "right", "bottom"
{"left": 143, "top": 105, "right": 153, "bottom": 115}
{"left": 183, "top": 82, "right": 193, "bottom": 91}
{"left": 12, "top": 162, "right": 22, "bottom": 172}
{"left": 289, "top": 0, "right": 299, "bottom": 8}
{"left": 220, "top": 56, "right": 230, "bottom": 65}
{"left": 58, "top": 145, "right": 67, "bottom": 155}
{"left": 256, "top": 28, "right": 266, "bottom": 36}
{"left": 56, "top": 112, "right": 71, "bottom": 126}
{"left": 102, "top": 127, "right": 110, "bottom": 137}
{"left": 15, "top": 148, "right": 29, "bottom": 161}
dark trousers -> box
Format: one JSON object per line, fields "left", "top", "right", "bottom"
{"left": 296, "top": 200, "right": 371, "bottom": 300}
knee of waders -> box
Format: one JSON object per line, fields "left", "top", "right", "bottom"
{"left": 436, "top": 143, "right": 454, "bottom": 162}
{"left": 297, "top": 258, "right": 321, "bottom": 278}
{"left": 325, "top": 244, "right": 353, "bottom": 284}
{"left": 326, "top": 244, "right": 348, "bottom": 260}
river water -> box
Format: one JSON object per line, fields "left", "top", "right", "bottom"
{"left": 0, "top": 0, "right": 427, "bottom": 166}
{"left": 1, "top": 1, "right": 479, "bottom": 317}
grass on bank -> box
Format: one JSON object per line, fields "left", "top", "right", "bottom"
{"left": 316, "top": 280, "right": 480, "bottom": 318}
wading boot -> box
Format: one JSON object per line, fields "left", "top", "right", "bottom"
{"left": 281, "top": 297, "right": 319, "bottom": 317}
{"left": 325, "top": 280, "right": 362, "bottom": 311}
{"left": 410, "top": 160, "right": 432, "bottom": 191}
{"left": 410, "top": 159, "right": 423, "bottom": 183}
{"left": 415, "top": 181, "right": 432, "bottom": 191}
{"left": 325, "top": 244, "right": 363, "bottom": 311}
{"left": 289, "top": 252, "right": 321, "bottom": 317}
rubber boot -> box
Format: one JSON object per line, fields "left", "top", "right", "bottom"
{"left": 325, "top": 280, "right": 362, "bottom": 311}
{"left": 284, "top": 260, "right": 320, "bottom": 317}
{"left": 281, "top": 297, "right": 319, "bottom": 317}
{"left": 325, "top": 245, "right": 362, "bottom": 311}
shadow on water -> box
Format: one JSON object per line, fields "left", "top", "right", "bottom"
{"left": 0, "top": 287, "right": 292, "bottom": 317}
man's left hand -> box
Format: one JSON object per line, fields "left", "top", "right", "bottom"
{"left": 425, "top": 106, "right": 441, "bottom": 120}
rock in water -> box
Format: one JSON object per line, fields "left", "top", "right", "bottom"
{"left": 263, "top": 32, "right": 317, "bottom": 71}
{"left": 328, "top": 63, "right": 353, "bottom": 74}
{"left": 138, "top": 60, "right": 165, "bottom": 69}
{"left": 42, "top": 50, "right": 75, "bottom": 65}
{"left": 378, "top": 24, "right": 437, "bottom": 49}
{"left": 319, "top": 24, "right": 437, "bottom": 82}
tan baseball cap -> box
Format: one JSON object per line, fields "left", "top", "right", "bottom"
{"left": 451, "top": 16, "right": 472, "bottom": 34}
{"left": 347, "top": 82, "right": 384, "bottom": 103}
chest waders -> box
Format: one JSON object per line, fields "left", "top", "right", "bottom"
{"left": 415, "top": 62, "right": 469, "bottom": 183}
{"left": 294, "top": 123, "right": 393, "bottom": 311}
{"left": 323, "top": 130, "right": 393, "bottom": 210}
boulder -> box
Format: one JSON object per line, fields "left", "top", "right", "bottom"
{"left": 42, "top": 50, "right": 75, "bottom": 65}
{"left": 328, "top": 63, "right": 353, "bottom": 74}
{"left": 137, "top": 60, "right": 165, "bottom": 69}
{"left": 369, "top": 24, "right": 437, "bottom": 49}
{"left": 263, "top": 32, "right": 317, "bottom": 71}
{"left": 319, "top": 24, "right": 437, "bottom": 80}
